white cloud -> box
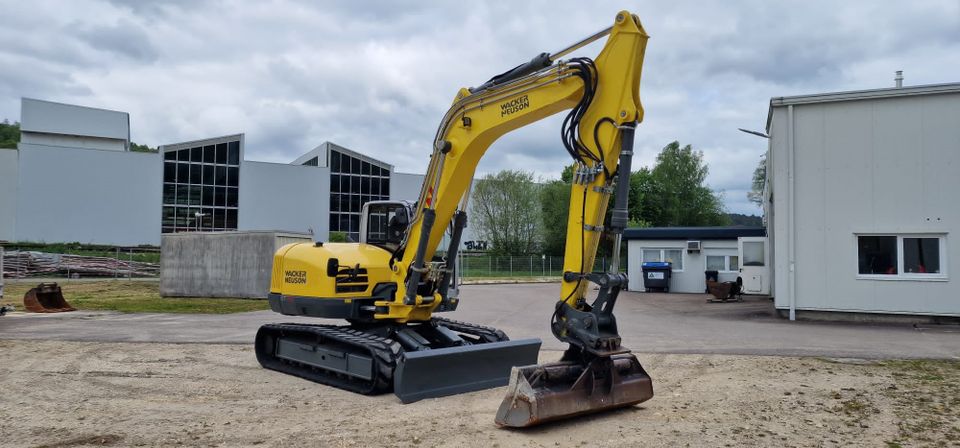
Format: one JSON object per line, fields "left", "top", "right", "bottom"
{"left": 2, "top": 0, "right": 958, "bottom": 216}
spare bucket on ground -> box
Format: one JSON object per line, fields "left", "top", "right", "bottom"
{"left": 495, "top": 353, "right": 654, "bottom": 428}
{"left": 23, "top": 283, "right": 75, "bottom": 313}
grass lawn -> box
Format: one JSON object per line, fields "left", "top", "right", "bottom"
{"left": 1, "top": 280, "right": 269, "bottom": 314}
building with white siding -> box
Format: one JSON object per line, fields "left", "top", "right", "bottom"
{"left": 625, "top": 227, "right": 766, "bottom": 294}
{"left": 0, "top": 98, "right": 434, "bottom": 246}
{"left": 766, "top": 82, "right": 960, "bottom": 319}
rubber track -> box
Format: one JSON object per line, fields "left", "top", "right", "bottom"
{"left": 255, "top": 323, "right": 401, "bottom": 395}
{"left": 432, "top": 317, "right": 510, "bottom": 343}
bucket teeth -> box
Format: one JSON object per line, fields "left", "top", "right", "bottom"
{"left": 495, "top": 353, "right": 653, "bottom": 428}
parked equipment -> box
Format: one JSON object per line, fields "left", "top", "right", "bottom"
{"left": 707, "top": 277, "right": 744, "bottom": 302}
{"left": 256, "top": 10, "right": 652, "bottom": 426}
{"left": 23, "top": 283, "right": 75, "bottom": 313}
{"left": 641, "top": 262, "right": 672, "bottom": 292}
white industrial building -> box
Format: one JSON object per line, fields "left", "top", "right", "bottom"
{"left": 766, "top": 81, "right": 960, "bottom": 319}
{"left": 0, "top": 98, "right": 435, "bottom": 246}
{"left": 624, "top": 227, "right": 767, "bottom": 294}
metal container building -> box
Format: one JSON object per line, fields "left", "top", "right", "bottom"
{"left": 766, "top": 82, "right": 960, "bottom": 319}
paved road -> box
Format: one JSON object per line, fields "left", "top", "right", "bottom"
{"left": 1, "top": 283, "right": 957, "bottom": 359}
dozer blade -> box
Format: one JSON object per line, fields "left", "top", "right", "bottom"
{"left": 495, "top": 353, "right": 653, "bottom": 428}
{"left": 394, "top": 338, "right": 541, "bottom": 403}
{"left": 23, "top": 283, "right": 76, "bottom": 313}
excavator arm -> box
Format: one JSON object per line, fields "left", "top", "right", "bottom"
{"left": 377, "top": 12, "right": 649, "bottom": 331}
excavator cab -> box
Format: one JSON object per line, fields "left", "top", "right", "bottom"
{"left": 359, "top": 201, "right": 414, "bottom": 252}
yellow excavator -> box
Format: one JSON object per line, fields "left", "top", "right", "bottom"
{"left": 256, "top": 10, "right": 652, "bottom": 427}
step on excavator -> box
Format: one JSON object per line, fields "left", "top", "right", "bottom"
{"left": 255, "top": 10, "right": 652, "bottom": 427}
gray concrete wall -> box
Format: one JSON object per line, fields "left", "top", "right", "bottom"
{"left": 160, "top": 231, "right": 310, "bottom": 298}
{"left": 15, "top": 143, "right": 162, "bottom": 245}
{"left": 21, "top": 98, "right": 129, "bottom": 146}
{"left": 238, "top": 161, "right": 329, "bottom": 238}
{"left": 770, "top": 91, "right": 960, "bottom": 316}
{"left": 627, "top": 239, "right": 739, "bottom": 293}
{"left": 0, "top": 149, "right": 18, "bottom": 241}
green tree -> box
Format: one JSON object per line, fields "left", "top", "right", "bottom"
{"left": 539, "top": 179, "right": 571, "bottom": 256}
{"left": 130, "top": 142, "right": 157, "bottom": 153}
{"left": 0, "top": 120, "right": 20, "bottom": 149}
{"left": 471, "top": 170, "right": 542, "bottom": 255}
{"left": 642, "top": 141, "right": 728, "bottom": 227}
{"left": 328, "top": 231, "right": 349, "bottom": 242}
{"left": 747, "top": 153, "right": 766, "bottom": 208}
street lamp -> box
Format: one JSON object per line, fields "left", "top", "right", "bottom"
{"left": 738, "top": 128, "right": 770, "bottom": 139}
{"left": 194, "top": 212, "right": 208, "bottom": 232}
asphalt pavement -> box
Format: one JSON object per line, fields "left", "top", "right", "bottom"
{"left": 1, "top": 283, "right": 957, "bottom": 359}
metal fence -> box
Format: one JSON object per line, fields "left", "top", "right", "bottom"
{"left": 460, "top": 254, "right": 628, "bottom": 278}
{"left": 1, "top": 246, "right": 160, "bottom": 279}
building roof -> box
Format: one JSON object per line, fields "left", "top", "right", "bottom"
{"left": 766, "top": 82, "right": 960, "bottom": 132}
{"left": 20, "top": 97, "right": 130, "bottom": 141}
{"left": 291, "top": 141, "right": 393, "bottom": 170}
{"left": 623, "top": 226, "right": 766, "bottom": 241}
{"left": 159, "top": 134, "right": 244, "bottom": 152}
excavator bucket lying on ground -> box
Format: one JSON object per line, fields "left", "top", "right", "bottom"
{"left": 23, "top": 283, "right": 75, "bottom": 313}
{"left": 495, "top": 353, "right": 653, "bottom": 427}
{"left": 394, "top": 338, "right": 542, "bottom": 403}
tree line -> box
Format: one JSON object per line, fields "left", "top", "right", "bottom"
{"left": 471, "top": 141, "right": 735, "bottom": 256}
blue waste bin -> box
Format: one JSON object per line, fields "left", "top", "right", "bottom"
{"left": 641, "top": 261, "right": 672, "bottom": 292}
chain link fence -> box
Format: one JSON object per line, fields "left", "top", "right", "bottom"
{"left": 460, "top": 254, "right": 628, "bottom": 279}
{"left": 1, "top": 245, "right": 160, "bottom": 280}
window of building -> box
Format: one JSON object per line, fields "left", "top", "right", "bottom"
{"left": 161, "top": 138, "right": 242, "bottom": 233}
{"left": 742, "top": 241, "right": 765, "bottom": 266}
{"left": 706, "top": 255, "right": 739, "bottom": 272}
{"left": 327, "top": 148, "right": 391, "bottom": 240}
{"left": 641, "top": 248, "right": 684, "bottom": 271}
{"left": 857, "top": 235, "right": 946, "bottom": 279}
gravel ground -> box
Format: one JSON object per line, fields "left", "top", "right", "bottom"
{"left": 3, "top": 340, "right": 957, "bottom": 447}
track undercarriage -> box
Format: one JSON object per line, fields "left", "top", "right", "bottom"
{"left": 255, "top": 317, "right": 541, "bottom": 403}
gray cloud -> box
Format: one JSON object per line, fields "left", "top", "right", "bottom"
{"left": 73, "top": 20, "right": 158, "bottom": 62}
{"left": 1, "top": 0, "right": 958, "bottom": 216}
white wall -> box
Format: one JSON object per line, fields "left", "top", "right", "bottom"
{"left": 238, "top": 161, "right": 329, "bottom": 238}
{"left": 16, "top": 144, "right": 162, "bottom": 245}
{"left": 389, "top": 171, "right": 423, "bottom": 203}
{"left": 21, "top": 133, "right": 126, "bottom": 151}
{"left": 0, "top": 149, "right": 18, "bottom": 241}
{"left": 627, "top": 239, "right": 739, "bottom": 293}
{"left": 21, "top": 98, "right": 129, "bottom": 146}
{"left": 770, "top": 91, "right": 960, "bottom": 316}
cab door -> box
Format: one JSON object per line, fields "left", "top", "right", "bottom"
{"left": 737, "top": 237, "right": 769, "bottom": 294}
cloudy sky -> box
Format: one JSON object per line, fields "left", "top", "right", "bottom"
{"left": 2, "top": 1, "right": 959, "bottom": 214}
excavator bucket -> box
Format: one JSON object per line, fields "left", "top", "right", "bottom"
{"left": 393, "top": 338, "right": 542, "bottom": 403}
{"left": 495, "top": 353, "right": 653, "bottom": 427}
{"left": 23, "top": 283, "right": 76, "bottom": 313}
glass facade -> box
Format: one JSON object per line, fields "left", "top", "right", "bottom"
{"left": 327, "top": 148, "right": 390, "bottom": 240}
{"left": 161, "top": 138, "right": 241, "bottom": 233}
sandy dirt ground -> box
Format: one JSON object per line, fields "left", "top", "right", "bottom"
{"left": 1, "top": 340, "right": 957, "bottom": 448}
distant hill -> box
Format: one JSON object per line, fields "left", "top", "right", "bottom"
{"left": 727, "top": 213, "right": 763, "bottom": 227}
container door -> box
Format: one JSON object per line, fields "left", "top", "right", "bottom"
{"left": 738, "top": 237, "right": 769, "bottom": 294}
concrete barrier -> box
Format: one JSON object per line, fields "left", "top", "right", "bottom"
{"left": 160, "top": 231, "right": 311, "bottom": 299}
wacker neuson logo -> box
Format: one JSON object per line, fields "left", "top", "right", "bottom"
{"left": 284, "top": 270, "right": 307, "bottom": 284}
{"left": 500, "top": 95, "right": 529, "bottom": 117}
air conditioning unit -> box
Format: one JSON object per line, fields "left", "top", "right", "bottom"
{"left": 686, "top": 240, "right": 701, "bottom": 253}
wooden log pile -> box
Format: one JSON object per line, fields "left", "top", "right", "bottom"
{"left": 1, "top": 251, "right": 160, "bottom": 279}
